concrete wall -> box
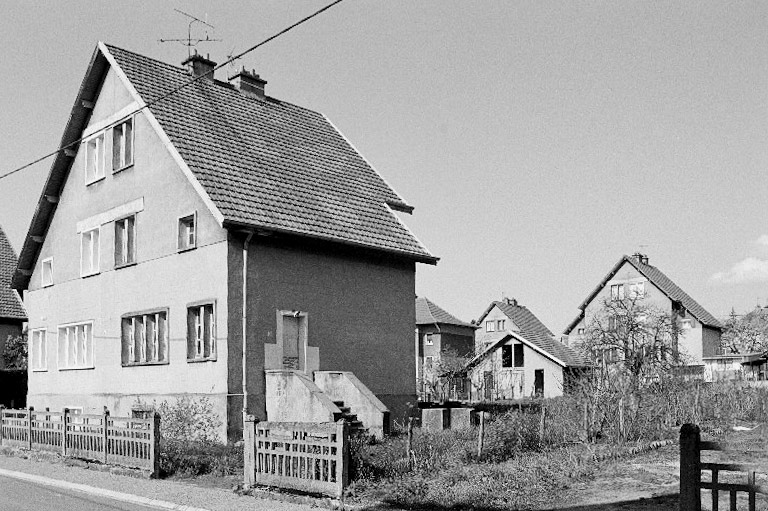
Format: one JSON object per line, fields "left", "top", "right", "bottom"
{"left": 314, "top": 370, "right": 390, "bottom": 438}
{"left": 24, "top": 66, "right": 230, "bottom": 440}
{"left": 265, "top": 370, "right": 339, "bottom": 423}
{"left": 228, "top": 234, "right": 417, "bottom": 433}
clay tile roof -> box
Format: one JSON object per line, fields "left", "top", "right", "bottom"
{"left": 105, "top": 45, "right": 436, "bottom": 264}
{"left": 0, "top": 226, "right": 26, "bottom": 321}
{"left": 415, "top": 297, "right": 474, "bottom": 327}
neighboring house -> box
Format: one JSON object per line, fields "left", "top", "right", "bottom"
{"left": 563, "top": 253, "right": 722, "bottom": 367}
{"left": 414, "top": 296, "right": 475, "bottom": 401}
{"left": 12, "top": 44, "right": 437, "bottom": 440}
{"left": 703, "top": 353, "right": 767, "bottom": 382}
{"left": 0, "top": 224, "right": 27, "bottom": 407}
{"left": 466, "top": 298, "right": 587, "bottom": 400}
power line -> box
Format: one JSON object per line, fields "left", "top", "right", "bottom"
{"left": 0, "top": 0, "right": 344, "bottom": 183}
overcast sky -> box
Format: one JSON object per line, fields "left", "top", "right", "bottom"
{"left": 1, "top": 1, "right": 766, "bottom": 333}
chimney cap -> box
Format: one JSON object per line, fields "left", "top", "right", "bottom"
{"left": 181, "top": 50, "right": 217, "bottom": 68}
{"left": 504, "top": 297, "right": 518, "bottom": 306}
{"left": 632, "top": 252, "right": 649, "bottom": 265}
{"left": 228, "top": 66, "right": 267, "bottom": 85}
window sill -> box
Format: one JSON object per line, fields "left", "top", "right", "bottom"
{"left": 178, "top": 245, "right": 197, "bottom": 253}
{"left": 41, "top": 283, "right": 53, "bottom": 288}
{"left": 58, "top": 366, "right": 95, "bottom": 371}
{"left": 31, "top": 368, "right": 48, "bottom": 372}
{"left": 122, "top": 360, "right": 169, "bottom": 367}
{"left": 86, "top": 176, "right": 106, "bottom": 186}
{"left": 115, "top": 261, "right": 137, "bottom": 270}
{"left": 187, "top": 357, "right": 217, "bottom": 363}
{"left": 81, "top": 271, "right": 100, "bottom": 279}
{"left": 113, "top": 163, "right": 134, "bottom": 175}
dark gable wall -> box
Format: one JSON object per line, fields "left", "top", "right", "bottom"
{"left": 228, "top": 233, "right": 417, "bottom": 437}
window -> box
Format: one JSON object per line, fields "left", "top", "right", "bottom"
{"left": 187, "top": 303, "right": 215, "bottom": 361}
{"left": 577, "top": 328, "right": 585, "bottom": 336}
{"left": 425, "top": 334, "right": 434, "bottom": 346}
{"left": 608, "top": 316, "right": 617, "bottom": 331}
{"left": 84, "top": 132, "right": 106, "bottom": 184}
{"left": 497, "top": 319, "right": 506, "bottom": 331}
{"left": 122, "top": 310, "right": 168, "bottom": 366}
{"left": 681, "top": 319, "right": 693, "bottom": 330}
{"left": 112, "top": 118, "right": 134, "bottom": 172}
{"left": 178, "top": 214, "right": 196, "bottom": 251}
{"left": 486, "top": 321, "right": 495, "bottom": 332}
{"left": 41, "top": 257, "right": 53, "bottom": 287}
{"left": 630, "top": 281, "right": 645, "bottom": 298}
{"left": 424, "top": 356, "right": 434, "bottom": 369}
{"left": 80, "top": 227, "right": 100, "bottom": 277}
{"left": 611, "top": 284, "right": 625, "bottom": 300}
{"left": 513, "top": 343, "right": 524, "bottom": 367}
{"left": 31, "top": 329, "right": 47, "bottom": 371}
{"left": 115, "top": 215, "right": 136, "bottom": 267}
{"left": 502, "top": 345, "right": 513, "bottom": 368}
{"left": 57, "top": 322, "right": 93, "bottom": 369}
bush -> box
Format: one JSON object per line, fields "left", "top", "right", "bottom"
{"left": 159, "top": 439, "right": 242, "bottom": 477}
{"left": 156, "top": 396, "right": 222, "bottom": 443}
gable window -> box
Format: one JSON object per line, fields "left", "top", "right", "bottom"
{"left": 178, "top": 213, "right": 196, "bottom": 251}
{"left": 31, "top": 329, "right": 47, "bottom": 371}
{"left": 577, "top": 328, "right": 585, "bottom": 336}
{"left": 112, "top": 118, "right": 134, "bottom": 172}
{"left": 497, "top": 319, "right": 506, "bottom": 331}
{"left": 115, "top": 215, "right": 136, "bottom": 268}
{"left": 41, "top": 257, "right": 53, "bottom": 287}
{"left": 84, "top": 132, "right": 106, "bottom": 184}
{"left": 513, "top": 343, "right": 524, "bottom": 368}
{"left": 122, "top": 310, "right": 168, "bottom": 366}
{"left": 187, "top": 303, "right": 215, "bottom": 361}
{"left": 486, "top": 321, "right": 495, "bottom": 332}
{"left": 80, "top": 227, "right": 100, "bottom": 277}
{"left": 425, "top": 334, "right": 434, "bottom": 346}
{"left": 57, "top": 322, "right": 93, "bottom": 370}
{"left": 610, "top": 284, "right": 625, "bottom": 301}
{"left": 501, "top": 345, "right": 513, "bottom": 368}
{"left": 630, "top": 281, "right": 645, "bottom": 298}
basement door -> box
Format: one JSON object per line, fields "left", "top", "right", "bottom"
{"left": 534, "top": 369, "right": 544, "bottom": 397}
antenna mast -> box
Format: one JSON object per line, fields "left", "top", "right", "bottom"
{"left": 159, "top": 9, "right": 222, "bottom": 59}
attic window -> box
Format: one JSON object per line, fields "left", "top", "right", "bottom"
{"left": 178, "top": 213, "right": 196, "bottom": 251}
{"left": 486, "top": 321, "right": 495, "bottom": 332}
{"left": 84, "top": 133, "right": 106, "bottom": 184}
{"left": 41, "top": 257, "right": 53, "bottom": 287}
{"left": 80, "top": 227, "right": 100, "bottom": 277}
{"left": 112, "top": 117, "right": 134, "bottom": 172}
{"left": 497, "top": 319, "right": 505, "bottom": 330}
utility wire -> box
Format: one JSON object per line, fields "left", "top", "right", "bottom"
{"left": 0, "top": 0, "right": 344, "bottom": 183}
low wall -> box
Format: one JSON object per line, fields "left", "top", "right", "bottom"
{"left": 314, "top": 371, "right": 390, "bottom": 438}
{"left": 265, "top": 370, "right": 340, "bottom": 423}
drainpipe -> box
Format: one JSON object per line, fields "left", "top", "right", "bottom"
{"left": 242, "top": 231, "right": 254, "bottom": 439}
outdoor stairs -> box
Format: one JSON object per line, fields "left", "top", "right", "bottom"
{"left": 332, "top": 400, "right": 366, "bottom": 434}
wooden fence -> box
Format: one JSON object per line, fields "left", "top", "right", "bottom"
{"left": 0, "top": 407, "right": 159, "bottom": 476}
{"left": 244, "top": 417, "right": 349, "bottom": 498}
{"left": 680, "top": 423, "right": 767, "bottom": 511}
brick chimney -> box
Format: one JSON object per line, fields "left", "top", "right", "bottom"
{"left": 632, "top": 252, "right": 649, "bottom": 265}
{"left": 182, "top": 50, "right": 217, "bottom": 81}
{"left": 228, "top": 67, "right": 267, "bottom": 99}
{"left": 504, "top": 297, "right": 518, "bottom": 307}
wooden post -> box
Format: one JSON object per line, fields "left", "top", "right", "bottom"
{"left": 62, "top": 408, "right": 68, "bottom": 456}
{"left": 582, "top": 401, "right": 589, "bottom": 442}
{"left": 150, "top": 413, "right": 161, "bottom": 478}
{"left": 27, "top": 407, "right": 34, "bottom": 450}
{"left": 539, "top": 405, "right": 546, "bottom": 448}
{"left": 477, "top": 411, "right": 485, "bottom": 457}
{"left": 406, "top": 417, "right": 414, "bottom": 467}
{"left": 102, "top": 409, "right": 110, "bottom": 464}
{"left": 0, "top": 404, "right": 5, "bottom": 446}
{"left": 679, "top": 423, "right": 701, "bottom": 511}
{"left": 748, "top": 470, "right": 756, "bottom": 511}
{"left": 337, "top": 419, "right": 349, "bottom": 499}
{"left": 619, "top": 397, "right": 624, "bottom": 442}
{"left": 243, "top": 414, "right": 256, "bottom": 487}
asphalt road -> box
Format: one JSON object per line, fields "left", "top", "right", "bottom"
{"left": 0, "top": 475, "right": 157, "bottom": 511}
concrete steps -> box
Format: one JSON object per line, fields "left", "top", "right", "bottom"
{"left": 332, "top": 400, "right": 365, "bottom": 434}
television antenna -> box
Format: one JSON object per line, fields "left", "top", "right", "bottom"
{"left": 159, "top": 9, "right": 222, "bottom": 59}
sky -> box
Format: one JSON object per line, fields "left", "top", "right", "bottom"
{"left": 1, "top": 1, "right": 767, "bottom": 334}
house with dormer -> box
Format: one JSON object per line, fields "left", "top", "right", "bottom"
{"left": 563, "top": 253, "right": 722, "bottom": 368}
{"left": 12, "top": 44, "right": 437, "bottom": 440}
{"left": 465, "top": 298, "right": 587, "bottom": 400}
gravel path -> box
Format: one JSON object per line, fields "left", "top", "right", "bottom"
{"left": 0, "top": 455, "right": 314, "bottom": 511}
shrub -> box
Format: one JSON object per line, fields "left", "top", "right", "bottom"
{"left": 156, "top": 396, "right": 222, "bottom": 443}
{"left": 159, "top": 439, "right": 242, "bottom": 477}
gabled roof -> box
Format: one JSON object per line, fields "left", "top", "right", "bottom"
{"left": 563, "top": 254, "right": 722, "bottom": 334}
{"left": 475, "top": 300, "right": 587, "bottom": 367}
{"left": 13, "top": 43, "right": 437, "bottom": 290}
{"left": 0, "top": 226, "right": 26, "bottom": 321}
{"left": 415, "top": 296, "right": 474, "bottom": 327}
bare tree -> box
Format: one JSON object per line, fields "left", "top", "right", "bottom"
{"left": 721, "top": 307, "right": 768, "bottom": 354}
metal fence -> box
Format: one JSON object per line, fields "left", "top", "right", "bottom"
{"left": 244, "top": 418, "right": 349, "bottom": 498}
{"left": 0, "top": 407, "right": 159, "bottom": 476}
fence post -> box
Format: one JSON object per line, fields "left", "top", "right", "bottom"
{"left": 0, "top": 404, "right": 4, "bottom": 446}
{"left": 539, "top": 405, "right": 546, "bottom": 448}
{"left": 102, "top": 409, "right": 110, "bottom": 464}
{"left": 337, "top": 419, "right": 349, "bottom": 499}
{"left": 62, "top": 408, "right": 68, "bottom": 457}
{"left": 477, "top": 411, "right": 485, "bottom": 457}
{"left": 150, "top": 413, "right": 161, "bottom": 478}
{"left": 680, "top": 423, "right": 701, "bottom": 511}
{"left": 243, "top": 415, "right": 256, "bottom": 487}
{"left": 406, "top": 417, "right": 414, "bottom": 467}
{"left": 27, "top": 407, "right": 33, "bottom": 450}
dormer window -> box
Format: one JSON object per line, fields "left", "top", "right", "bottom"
{"left": 112, "top": 118, "right": 134, "bottom": 172}
{"left": 84, "top": 133, "right": 106, "bottom": 184}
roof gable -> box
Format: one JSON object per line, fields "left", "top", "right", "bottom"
{"left": 563, "top": 255, "right": 722, "bottom": 333}
{"left": 415, "top": 297, "right": 473, "bottom": 327}
{"left": 0, "top": 226, "right": 26, "bottom": 320}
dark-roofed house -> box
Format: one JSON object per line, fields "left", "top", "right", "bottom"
{"left": 415, "top": 296, "right": 475, "bottom": 401}
{"left": 0, "top": 225, "right": 26, "bottom": 367}
{"left": 13, "top": 43, "right": 436, "bottom": 440}
{"left": 563, "top": 253, "right": 722, "bottom": 367}
{"left": 468, "top": 298, "right": 587, "bottom": 400}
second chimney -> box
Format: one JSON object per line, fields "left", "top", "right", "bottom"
{"left": 229, "top": 67, "right": 267, "bottom": 100}
{"left": 182, "top": 51, "right": 216, "bottom": 81}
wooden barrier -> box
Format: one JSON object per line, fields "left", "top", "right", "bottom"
{"left": 244, "top": 418, "right": 349, "bottom": 498}
{"left": 680, "top": 423, "right": 767, "bottom": 511}
{"left": 0, "top": 408, "right": 159, "bottom": 476}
